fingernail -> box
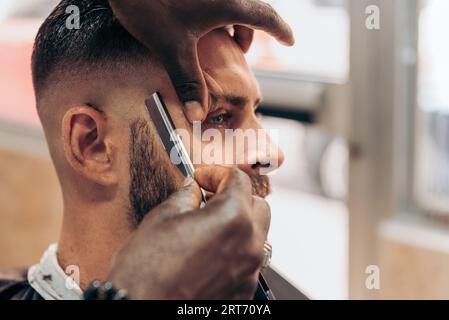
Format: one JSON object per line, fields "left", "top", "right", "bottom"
{"left": 183, "top": 177, "right": 194, "bottom": 187}
{"left": 185, "top": 101, "right": 204, "bottom": 122}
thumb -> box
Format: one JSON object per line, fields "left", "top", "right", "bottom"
{"left": 148, "top": 177, "right": 202, "bottom": 221}
{"left": 160, "top": 40, "right": 209, "bottom": 123}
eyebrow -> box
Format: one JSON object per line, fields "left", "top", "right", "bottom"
{"left": 210, "top": 93, "right": 262, "bottom": 111}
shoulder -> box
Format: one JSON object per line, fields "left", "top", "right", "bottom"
{"left": 0, "top": 268, "right": 44, "bottom": 300}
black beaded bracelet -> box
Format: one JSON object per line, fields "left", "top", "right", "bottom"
{"left": 83, "top": 280, "right": 129, "bottom": 300}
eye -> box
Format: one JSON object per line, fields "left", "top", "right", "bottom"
{"left": 205, "top": 112, "right": 231, "bottom": 127}
{"left": 208, "top": 114, "right": 226, "bottom": 125}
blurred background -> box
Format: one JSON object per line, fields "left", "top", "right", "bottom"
{"left": 1, "top": 0, "right": 448, "bottom": 299}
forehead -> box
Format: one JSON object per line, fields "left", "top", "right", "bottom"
{"left": 197, "top": 29, "right": 261, "bottom": 101}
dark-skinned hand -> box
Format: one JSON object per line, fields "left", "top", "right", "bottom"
{"left": 108, "top": 166, "right": 271, "bottom": 299}
{"left": 108, "top": 0, "right": 295, "bottom": 122}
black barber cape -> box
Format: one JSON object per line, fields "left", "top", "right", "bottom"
{"left": 0, "top": 267, "right": 307, "bottom": 300}
{"left": 0, "top": 269, "right": 44, "bottom": 300}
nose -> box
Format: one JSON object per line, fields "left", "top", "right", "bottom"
{"left": 237, "top": 128, "right": 285, "bottom": 176}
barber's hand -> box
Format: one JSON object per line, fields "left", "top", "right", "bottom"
{"left": 108, "top": 166, "right": 270, "bottom": 300}
{"left": 108, "top": 0, "right": 295, "bottom": 122}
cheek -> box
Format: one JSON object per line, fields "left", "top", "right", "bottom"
{"left": 184, "top": 127, "right": 230, "bottom": 168}
{"left": 189, "top": 130, "right": 245, "bottom": 168}
{"left": 187, "top": 117, "right": 265, "bottom": 168}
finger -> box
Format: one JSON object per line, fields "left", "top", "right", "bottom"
{"left": 195, "top": 166, "right": 252, "bottom": 197}
{"left": 147, "top": 177, "right": 202, "bottom": 221}
{"left": 224, "top": 0, "right": 295, "bottom": 46}
{"left": 252, "top": 196, "right": 271, "bottom": 237}
{"left": 204, "top": 190, "right": 215, "bottom": 200}
{"left": 159, "top": 40, "right": 209, "bottom": 123}
{"left": 233, "top": 25, "right": 255, "bottom": 53}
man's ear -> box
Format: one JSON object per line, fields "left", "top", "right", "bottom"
{"left": 62, "top": 106, "right": 118, "bottom": 186}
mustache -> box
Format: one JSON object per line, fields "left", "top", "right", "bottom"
{"left": 249, "top": 174, "right": 271, "bottom": 198}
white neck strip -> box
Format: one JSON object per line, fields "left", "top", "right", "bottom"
{"left": 27, "top": 243, "right": 83, "bottom": 300}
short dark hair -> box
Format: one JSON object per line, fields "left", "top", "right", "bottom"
{"left": 32, "top": 0, "right": 149, "bottom": 99}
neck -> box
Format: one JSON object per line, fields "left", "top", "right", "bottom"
{"left": 57, "top": 201, "right": 133, "bottom": 290}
